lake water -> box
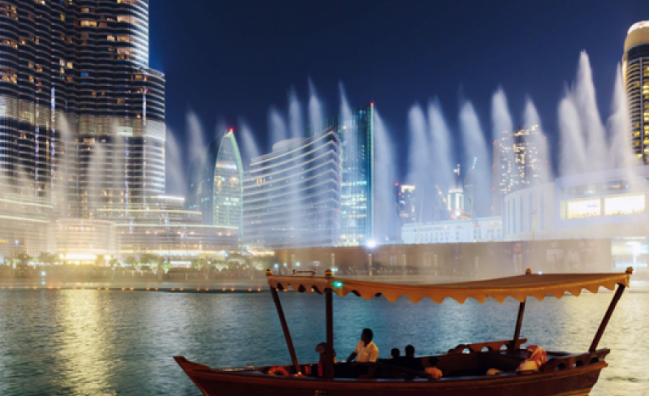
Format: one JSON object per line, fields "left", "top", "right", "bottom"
{"left": 0, "top": 288, "right": 646, "bottom": 395}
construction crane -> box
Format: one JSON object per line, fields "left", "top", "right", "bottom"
{"left": 434, "top": 185, "right": 450, "bottom": 213}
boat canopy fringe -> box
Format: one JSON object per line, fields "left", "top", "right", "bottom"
{"left": 266, "top": 271, "right": 632, "bottom": 304}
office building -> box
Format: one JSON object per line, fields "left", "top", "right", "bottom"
{"left": 187, "top": 130, "right": 243, "bottom": 235}
{"left": 464, "top": 158, "right": 476, "bottom": 218}
{"left": 448, "top": 165, "right": 464, "bottom": 217}
{"left": 402, "top": 216, "right": 503, "bottom": 244}
{"left": 395, "top": 184, "right": 417, "bottom": 241}
{"left": 503, "top": 164, "right": 649, "bottom": 242}
{"left": 243, "top": 129, "right": 341, "bottom": 249}
{"left": 623, "top": 21, "right": 649, "bottom": 163}
{"left": 492, "top": 126, "right": 545, "bottom": 215}
{"left": 318, "top": 104, "right": 374, "bottom": 246}
{"left": 113, "top": 195, "right": 236, "bottom": 260}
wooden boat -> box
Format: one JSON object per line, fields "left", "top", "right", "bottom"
{"left": 175, "top": 267, "right": 633, "bottom": 396}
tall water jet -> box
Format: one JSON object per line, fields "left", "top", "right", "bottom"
{"left": 238, "top": 119, "right": 260, "bottom": 165}
{"left": 608, "top": 64, "right": 637, "bottom": 171}
{"left": 575, "top": 51, "right": 608, "bottom": 171}
{"left": 459, "top": 101, "right": 490, "bottom": 217}
{"left": 558, "top": 93, "right": 587, "bottom": 176}
{"left": 523, "top": 96, "right": 553, "bottom": 183}
{"left": 373, "top": 109, "right": 397, "bottom": 242}
{"left": 186, "top": 107, "right": 206, "bottom": 169}
{"left": 288, "top": 88, "right": 304, "bottom": 139}
{"left": 165, "top": 128, "right": 185, "bottom": 196}
{"left": 308, "top": 78, "right": 324, "bottom": 134}
{"left": 428, "top": 99, "right": 454, "bottom": 220}
{"left": 268, "top": 106, "right": 288, "bottom": 148}
{"left": 406, "top": 103, "right": 431, "bottom": 221}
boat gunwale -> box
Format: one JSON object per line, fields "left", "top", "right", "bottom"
{"left": 174, "top": 355, "right": 608, "bottom": 389}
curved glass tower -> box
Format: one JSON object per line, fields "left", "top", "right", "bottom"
{"left": 623, "top": 21, "right": 649, "bottom": 163}
{"left": 186, "top": 131, "right": 243, "bottom": 248}
{"left": 243, "top": 129, "right": 342, "bottom": 249}
{"left": 213, "top": 132, "right": 243, "bottom": 238}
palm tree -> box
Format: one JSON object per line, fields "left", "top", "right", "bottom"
{"left": 192, "top": 258, "right": 206, "bottom": 271}
{"left": 38, "top": 252, "right": 56, "bottom": 265}
{"left": 161, "top": 260, "right": 172, "bottom": 274}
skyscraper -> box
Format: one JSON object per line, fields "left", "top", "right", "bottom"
{"left": 243, "top": 129, "right": 341, "bottom": 249}
{"left": 0, "top": 0, "right": 164, "bottom": 256}
{"left": 491, "top": 126, "right": 545, "bottom": 215}
{"left": 186, "top": 130, "right": 243, "bottom": 246}
{"left": 321, "top": 104, "right": 374, "bottom": 246}
{"left": 448, "top": 165, "right": 464, "bottom": 217}
{"left": 395, "top": 183, "right": 417, "bottom": 240}
{"left": 623, "top": 21, "right": 649, "bottom": 163}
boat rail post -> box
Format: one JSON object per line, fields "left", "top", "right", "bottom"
{"left": 324, "top": 268, "right": 335, "bottom": 379}
{"left": 589, "top": 267, "right": 632, "bottom": 352}
{"left": 510, "top": 268, "right": 531, "bottom": 353}
{"left": 267, "top": 269, "right": 301, "bottom": 374}
{"left": 510, "top": 298, "right": 526, "bottom": 352}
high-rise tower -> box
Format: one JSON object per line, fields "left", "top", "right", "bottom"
{"left": 0, "top": 0, "right": 165, "bottom": 256}
{"left": 623, "top": 21, "right": 649, "bottom": 163}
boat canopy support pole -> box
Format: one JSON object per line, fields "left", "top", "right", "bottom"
{"left": 270, "top": 286, "right": 301, "bottom": 374}
{"left": 589, "top": 283, "right": 626, "bottom": 352}
{"left": 510, "top": 297, "right": 526, "bottom": 352}
{"left": 325, "top": 287, "right": 334, "bottom": 379}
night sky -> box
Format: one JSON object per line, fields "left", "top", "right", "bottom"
{"left": 149, "top": 0, "right": 647, "bottom": 195}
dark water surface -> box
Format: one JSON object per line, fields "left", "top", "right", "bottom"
{"left": 0, "top": 289, "right": 646, "bottom": 395}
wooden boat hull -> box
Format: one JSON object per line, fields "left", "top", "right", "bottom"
{"left": 174, "top": 356, "right": 606, "bottom": 396}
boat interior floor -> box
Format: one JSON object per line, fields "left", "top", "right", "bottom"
{"left": 225, "top": 349, "right": 576, "bottom": 380}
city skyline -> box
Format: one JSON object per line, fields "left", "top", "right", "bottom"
{"left": 150, "top": 0, "right": 647, "bottom": 196}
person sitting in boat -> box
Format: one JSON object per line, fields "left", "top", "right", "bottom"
{"left": 395, "top": 344, "right": 424, "bottom": 371}
{"left": 347, "top": 328, "right": 379, "bottom": 363}
{"left": 389, "top": 348, "right": 400, "bottom": 359}
{"left": 425, "top": 357, "right": 443, "bottom": 379}
{"left": 315, "top": 342, "right": 337, "bottom": 377}
{"left": 486, "top": 345, "right": 547, "bottom": 375}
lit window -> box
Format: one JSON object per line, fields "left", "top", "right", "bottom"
{"left": 567, "top": 199, "right": 601, "bottom": 219}
{"left": 605, "top": 194, "right": 645, "bottom": 216}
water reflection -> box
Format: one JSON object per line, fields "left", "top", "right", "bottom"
{"left": 0, "top": 290, "right": 645, "bottom": 395}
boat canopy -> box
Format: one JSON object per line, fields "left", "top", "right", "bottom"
{"left": 266, "top": 270, "right": 632, "bottom": 304}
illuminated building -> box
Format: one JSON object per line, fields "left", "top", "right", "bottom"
{"left": 492, "top": 126, "right": 546, "bottom": 215}
{"left": 448, "top": 165, "right": 464, "bottom": 217}
{"left": 319, "top": 104, "right": 374, "bottom": 246}
{"left": 464, "top": 158, "right": 476, "bottom": 218}
{"left": 395, "top": 184, "right": 417, "bottom": 241}
{"left": 402, "top": 216, "right": 503, "bottom": 244}
{"left": 623, "top": 21, "right": 649, "bottom": 163}
{"left": 186, "top": 130, "right": 243, "bottom": 241}
{"left": 55, "top": 219, "right": 117, "bottom": 264}
{"left": 243, "top": 129, "right": 341, "bottom": 249}
{"left": 109, "top": 195, "right": 236, "bottom": 260}
{"left": 0, "top": 0, "right": 165, "bottom": 257}
{"left": 503, "top": 165, "right": 649, "bottom": 242}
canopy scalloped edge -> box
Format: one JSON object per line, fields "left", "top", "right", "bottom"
{"left": 266, "top": 272, "right": 631, "bottom": 304}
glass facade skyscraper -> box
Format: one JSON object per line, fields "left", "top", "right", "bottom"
{"left": 623, "top": 21, "right": 649, "bottom": 163}
{"left": 321, "top": 104, "right": 374, "bottom": 246}
{"left": 186, "top": 131, "right": 243, "bottom": 247}
{"left": 491, "top": 126, "right": 545, "bottom": 215}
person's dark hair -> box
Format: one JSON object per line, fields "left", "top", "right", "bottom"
{"left": 405, "top": 344, "right": 415, "bottom": 357}
{"left": 390, "top": 348, "right": 400, "bottom": 358}
{"left": 428, "top": 357, "right": 440, "bottom": 366}
{"left": 362, "top": 328, "right": 373, "bottom": 341}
